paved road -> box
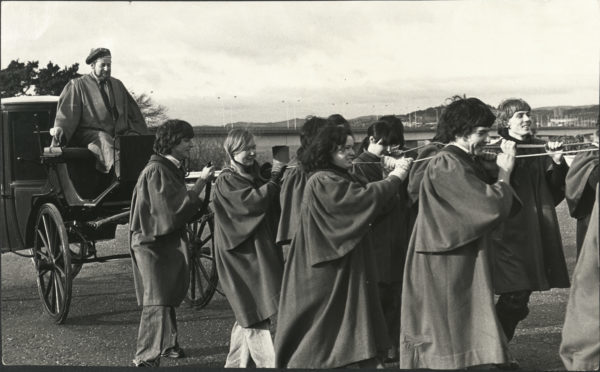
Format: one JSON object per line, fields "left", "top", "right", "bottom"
{"left": 1, "top": 225, "right": 234, "bottom": 368}
{"left": 1, "top": 202, "right": 579, "bottom": 369}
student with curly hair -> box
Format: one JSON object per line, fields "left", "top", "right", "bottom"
{"left": 129, "top": 119, "right": 214, "bottom": 367}
{"left": 400, "top": 97, "right": 520, "bottom": 369}
{"left": 276, "top": 116, "right": 328, "bottom": 258}
{"left": 275, "top": 125, "right": 412, "bottom": 368}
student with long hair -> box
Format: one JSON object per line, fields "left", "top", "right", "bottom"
{"left": 275, "top": 125, "right": 412, "bottom": 368}
{"left": 276, "top": 116, "right": 328, "bottom": 259}
{"left": 212, "top": 129, "right": 285, "bottom": 367}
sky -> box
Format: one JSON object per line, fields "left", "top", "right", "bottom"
{"left": 2, "top": 0, "right": 599, "bottom": 126}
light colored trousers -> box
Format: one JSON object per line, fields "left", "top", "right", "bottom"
{"left": 133, "top": 305, "right": 178, "bottom": 365}
{"left": 224, "top": 320, "right": 275, "bottom": 368}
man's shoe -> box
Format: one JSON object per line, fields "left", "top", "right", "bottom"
{"left": 160, "top": 347, "right": 185, "bottom": 359}
{"left": 494, "top": 360, "right": 520, "bottom": 370}
{"left": 132, "top": 359, "right": 160, "bottom": 367}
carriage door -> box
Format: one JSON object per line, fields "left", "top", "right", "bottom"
{"left": 1, "top": 109, "right": 52, "bottom": 252}
{"left": 0, "top": 110, "right": 12, "bottom": 252}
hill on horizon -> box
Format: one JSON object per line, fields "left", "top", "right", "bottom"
{"left": 194, "top": 103, "right": 598, "bottom": 128}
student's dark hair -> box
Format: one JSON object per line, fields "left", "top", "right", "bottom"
{"left": 379, "top": 115, "right": 405, "bottom": 148}
{"left": 154, "top": 119, "right": 194, "bottom": 155}
{"left": 360, "top": 120, "right": 392, "bottom": 151}
{"left": 299, "top": 125, "right": 353, "bottom": 173}
{"left": 326, "top": 114, "right": 351, "bottom": 131}
{"left": 298, "top": 116, "right": 328, "bottom": 157}
{"left": 436, "top": 96, "right": 496, "bottom": 143}
{"left": 497, "top": 98, "right": 531, "bottom": 128}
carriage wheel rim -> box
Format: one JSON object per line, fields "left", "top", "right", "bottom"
{"left": 33, "top": 204, "right": 72, "bottom": 323}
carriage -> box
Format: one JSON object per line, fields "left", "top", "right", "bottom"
{"left": 0, "top": 95, "right": 218, "bottom": 324}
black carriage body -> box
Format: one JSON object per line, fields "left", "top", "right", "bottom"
{"left": 1, "top": 96, "right": 156, "bottom": 252}
{"left": 2, "top": 96, "right": 217, "bottom": 323}
{"left": 1, "top": 96, "right": 58, "bottom": 252}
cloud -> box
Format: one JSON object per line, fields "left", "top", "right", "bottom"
{"left": 2, "top": 0, "right": 598, "bottom": 125}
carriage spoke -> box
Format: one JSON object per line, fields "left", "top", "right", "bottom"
{"left": 42, "top": 216, "right": 54, "bottom": 254}
{"left": 43, "top": 271, "right": 54, "bottom": 299}
{"left": 54, "top": 272, "right": 64, "bottom": 310}
{"left": 54, "top": 263, "right": 66, "bottom": 278}
{"left": 189, "top": 262, "right": 197, "bottom": 300}
{"left": 194, "top": 261, "right": 207, "bottom": 293}
{"left": 38, "top": 267, "right": 51, "bottom": 277}
{"left": 37, "top": 230, "right": 50, "bottom": 253}
{"left": 197, "top": 258, "right": 212, "bottom": 283}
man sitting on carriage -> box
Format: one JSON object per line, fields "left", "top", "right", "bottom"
{"left": 50, "top": 47, "right": 148, "bottom": 174}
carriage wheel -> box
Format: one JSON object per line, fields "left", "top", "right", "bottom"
{"left": 185, "top": 211, "right": 218, "bottom": 308}
{"left": 31, "top": 203, "right": 72, "bottom": 324}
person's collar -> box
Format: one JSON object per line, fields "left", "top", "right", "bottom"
{"left": 508, "top": 129, "right": 528, "bottom": 142}
{"left": 162, "top": 154, "right": 182, "bottom": 168}
{"left": 90, "top": 72, "right": 107, "bottom": 84}
{"left": 449, "top": 141, "right": 471, "bottom": 154}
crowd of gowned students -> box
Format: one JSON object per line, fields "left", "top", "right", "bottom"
{"left": 128, "top": 96, "right": 599, "bottom": 369}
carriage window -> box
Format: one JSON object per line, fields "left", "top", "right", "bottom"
{"left": 10, "top": 111, "right": 53, "bottom": 180}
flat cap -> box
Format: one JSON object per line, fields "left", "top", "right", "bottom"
{"left": 85, "top": 48, "right": 111, "bottom": 64}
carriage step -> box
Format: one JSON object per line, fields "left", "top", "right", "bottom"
{"left": 71, "top": 253, "right": 131, "bottom": 263}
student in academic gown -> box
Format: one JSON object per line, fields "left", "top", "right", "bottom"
{"left": 559, "top": 185, "right": 599, "bottom": 370}
{"left": 129, "top": 119, "right": 214, "bottom": 367}
{"left": 276, "top": 116, "right": 327, "bottom": 259}
{"left": 406, "top": 125, "right": 447, "bottom": 231}
{"left": 275, "top": 125, "right": 413, "bottom": 368}
{"left": 565, "top": 129, "right": 599, "bottom": 258}
{"left": 400, "top": 96, "right": 520, "bottom": 369}
{"left": 492, "top": 98, "right": 570, "bottom": 343}
{"left": 353, "top": 119, "right": 407, "bottom": 362}
{"left": 212, "top": 128, "right": 286, "bottom": 368}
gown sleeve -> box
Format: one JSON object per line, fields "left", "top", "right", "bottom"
{"left": 53, "top": 80, "right": 83, "bottom": 144}
{"left": 213, "top": 171, "right": 279, "bottom": 251}
{"left": 414, "top": 152, "right": 520, "bottom": 253}
{"left": 304, "top": 171, "right": 402, "bottom": 265}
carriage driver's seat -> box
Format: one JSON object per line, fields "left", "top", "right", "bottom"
{"left": 42, "top": 135, "right": 155, "bottom": 207}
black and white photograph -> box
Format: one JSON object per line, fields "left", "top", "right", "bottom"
{"left": 1, "top": 0, "right": 599, "bottom": 369}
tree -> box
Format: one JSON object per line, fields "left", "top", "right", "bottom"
{"left": 0, "top": 59, "right": 81, "bottom": 98}
{"left": 0, "top": 60, "right": 38, "bottom": 98}
{"left": 36, "top": 61, "right": 81, "bottom": 95}
{"left": 131, "top": 91, "right": 169, "bottom": 127}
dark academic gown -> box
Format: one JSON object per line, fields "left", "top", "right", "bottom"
{"left": 400, "top": 145, "right": 519, "bottom": 369}
{"left": 491, "top": 130, "right": 570, "bottom": 294}
{"left": 353, "top": 151, "right": 408, "bottom": 284}
{"left": 559, "top": 186, "right": 599, "bottom": 370}
{"left": 276, "top": 159, "right": 307, "bottom": 248}
{"left": 55, "top": 74, "right": 148, "bottom": 143}
{"left": 406, "top": 142, "right": 444, "bottom": 231}
{"left": 565, "top": 148, "right": 599, "bottom": 255}
{"left": 212, "top": 168, "right": 284, "bottom": 328}
{"left": 129, "top": 155, "right": 201, "bottom": 306}
{"left": 275, "top": 168, "right": 402, "bottom": 368}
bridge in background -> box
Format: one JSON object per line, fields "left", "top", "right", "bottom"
{"left": 194, "top": 125, "right": 597, "bottom": 149}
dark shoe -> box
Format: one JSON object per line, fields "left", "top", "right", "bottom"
{"left": 494, "top": 360, "right": 520, "bottom": 370}
{"left": 160, "top": 347, "right": 185, "bottom": 359}
{"left": 132, "top": 359, "right": 160, "bottom": 367}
